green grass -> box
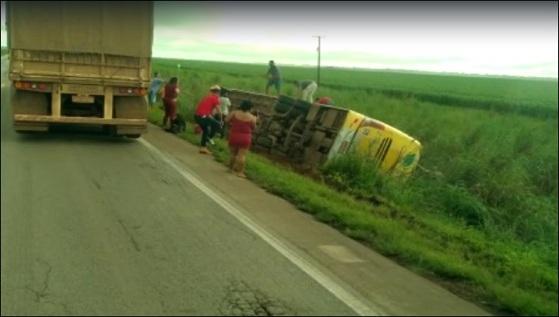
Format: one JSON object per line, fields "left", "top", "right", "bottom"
{"left": 149, "top": 58, "right": 558, "bottom": 316}
{"left": 155, "top": 58, "right": 558, "bottom": 119}
{"left": 318, "top": 94, "right": 558, "bottom": 246}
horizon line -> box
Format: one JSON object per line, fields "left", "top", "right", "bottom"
{"left": 151, "top": 55, "right": 559, "bottom": 81}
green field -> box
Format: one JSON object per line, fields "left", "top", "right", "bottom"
{"left": 150, "top": 58, "right": 558, "bottom": 316}
{"left": 158, "top": 58, "right": 558, "bottom": 118}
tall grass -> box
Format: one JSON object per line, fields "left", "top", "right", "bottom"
{"left": 155, "top": 58, "right": 558, "bottom": 118}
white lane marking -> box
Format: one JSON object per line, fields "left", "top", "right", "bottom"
{"left": 139, "top": 138, "right": 383, "bottom": 316}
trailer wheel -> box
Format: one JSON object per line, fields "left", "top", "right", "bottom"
{"left": 125, "top": 134, "right": 141, "bottom": 139}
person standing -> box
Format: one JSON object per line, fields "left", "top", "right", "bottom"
{"left": 148, "top": 72, "right": 164, "bottom": 107}
{"left": 225, "top": 100, "right": 257, "bottom": 178}
{"left": 265, "top": 60, "right": 281, "bottom": 95}
{"left": 296, "top": 80, "right": 318, "bottom": 103}
{"left": 161, "top": 77, "right": 180, "bottom": 130}
{"left": 194, "top": 85, "right": 222, "bottom": 154}
{"left": 214, "top": 89, "right": 232, "bottom": 139}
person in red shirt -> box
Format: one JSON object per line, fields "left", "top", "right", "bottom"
{"left": 194, "top": 85, "right": 222, "bottom": 154}
{"left": 225, "top": 100, "right": 257, "bottom": 178}
{"left": 161, "top": 77, "right": 180, "bottom": 130}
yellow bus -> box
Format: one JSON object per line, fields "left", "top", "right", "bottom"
{"left": 328, "top": 110, "right": 422, "bottom": 176}
{"left": 227, "top": 89, "right": 422, "bottom": 177}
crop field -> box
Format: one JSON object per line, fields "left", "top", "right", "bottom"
{"left": 150, "top": 58, "right": 558, "bottom": 316}
{"left": 158, "top": 58, "right": 558, "bottom": 118}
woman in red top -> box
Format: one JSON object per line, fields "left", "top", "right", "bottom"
{"left": 161, "top": 77, "right": 180, "bottom": 130}
{"left": 225, "top": 100, "right": 257, "bottom": 178}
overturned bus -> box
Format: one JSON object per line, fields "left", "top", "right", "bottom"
{"left": 226, "top": 89, "right": 422, "bottom": 177}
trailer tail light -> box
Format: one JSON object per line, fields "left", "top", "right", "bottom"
{"left": 14, "top": 81, "right": 51, "bottom": 92}
{"left": 118, "top": 87, "right": 147, "bottom": 96}
{"left": 119, "top": 87, "right": 133, "bottom": 94}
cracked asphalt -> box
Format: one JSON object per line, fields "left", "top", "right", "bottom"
{"left": 0, "top": 57, "right": 355, "bottom": 315}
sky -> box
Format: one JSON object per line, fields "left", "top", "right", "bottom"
{"left": 1, "top": 1, "right": 558, "bottom": 78}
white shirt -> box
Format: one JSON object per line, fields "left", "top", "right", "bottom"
{"left": 219, "top": 97, "right": 231, "bottom": 115}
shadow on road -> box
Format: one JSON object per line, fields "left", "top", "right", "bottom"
{"left": 13, "top": 125, "right": 140, "bottom": 145}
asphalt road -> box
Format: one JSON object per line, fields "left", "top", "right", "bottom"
{"left": 0, "top": 57, "right": 357, "bottom": 315}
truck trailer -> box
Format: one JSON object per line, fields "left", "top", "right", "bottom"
{"left": 6, "top": 1, "right": 153, "bottom": 137}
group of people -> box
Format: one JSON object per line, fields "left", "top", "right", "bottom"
{"left": 147, "top": 60, "right": 333, "bottom": 179}
{"left": 265, "top": 60, "right": 323, "bottom": 104}
{"left": 193, "top": 85, "right": 256, "bottom": 178}
{"left": 150, "top": 75, "right": 254, "bottom": 178}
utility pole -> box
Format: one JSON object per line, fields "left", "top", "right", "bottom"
{"left": 313, "top": 35, "right": 322, "bottom": 86}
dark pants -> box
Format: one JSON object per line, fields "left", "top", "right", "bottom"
{"left": 266, "top": 78, "right": 281, "bottom": 94}
{"left": 194, "top": 115, "right": 221, "bottom": 147}
{"left": 213, "top": 113, "right": 226, "bottom": 138}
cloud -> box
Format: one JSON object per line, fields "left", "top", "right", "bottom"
{"left": 2, "top": 1, "right": 557, "bottom": 78}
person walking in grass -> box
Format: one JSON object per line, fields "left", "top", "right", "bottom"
{"left": 296, "top": 80, "right": 318, "bottom": 103}
{"left": 225, "top": 100, "right": 257, "bottom": 178}
{"left": 265, "top": 60, "right": 281, "bottom": 95}
{"left": 149, "top": 72, "right": 164, "bottom": 107}
{"left": 161, "top": 77, "right": 180, "bottom": 130}
{"left": 194, "top": 85, "right": 222, "bottom": 154}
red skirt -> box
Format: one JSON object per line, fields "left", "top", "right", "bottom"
{"left": 163, "top": 99, "right": 177, "bottom": 120}
{"left": 228, "top": 132, "right": 252, "bottom": 150}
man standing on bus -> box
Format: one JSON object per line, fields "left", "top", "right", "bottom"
{"left": 265, "top": 60, "right": 281, "bottom": 95}
{"left": 296, "top": 80, "right": 318, "bottom": 103}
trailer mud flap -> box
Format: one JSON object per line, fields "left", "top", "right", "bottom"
{"left": 11, "top": 88, "right": 49, "bottom": 115}
{"left": 114, "top": 96, "right": 148, "bottom": 119}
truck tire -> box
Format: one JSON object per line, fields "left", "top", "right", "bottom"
{"left": 294, "top": 100, "right": 312, "bottom": 111}
{"left": 278, "top": 95, "right": 297, "bottom": 105}
{"left": 274, "top": 102, "right": 292, "bottom": 113}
